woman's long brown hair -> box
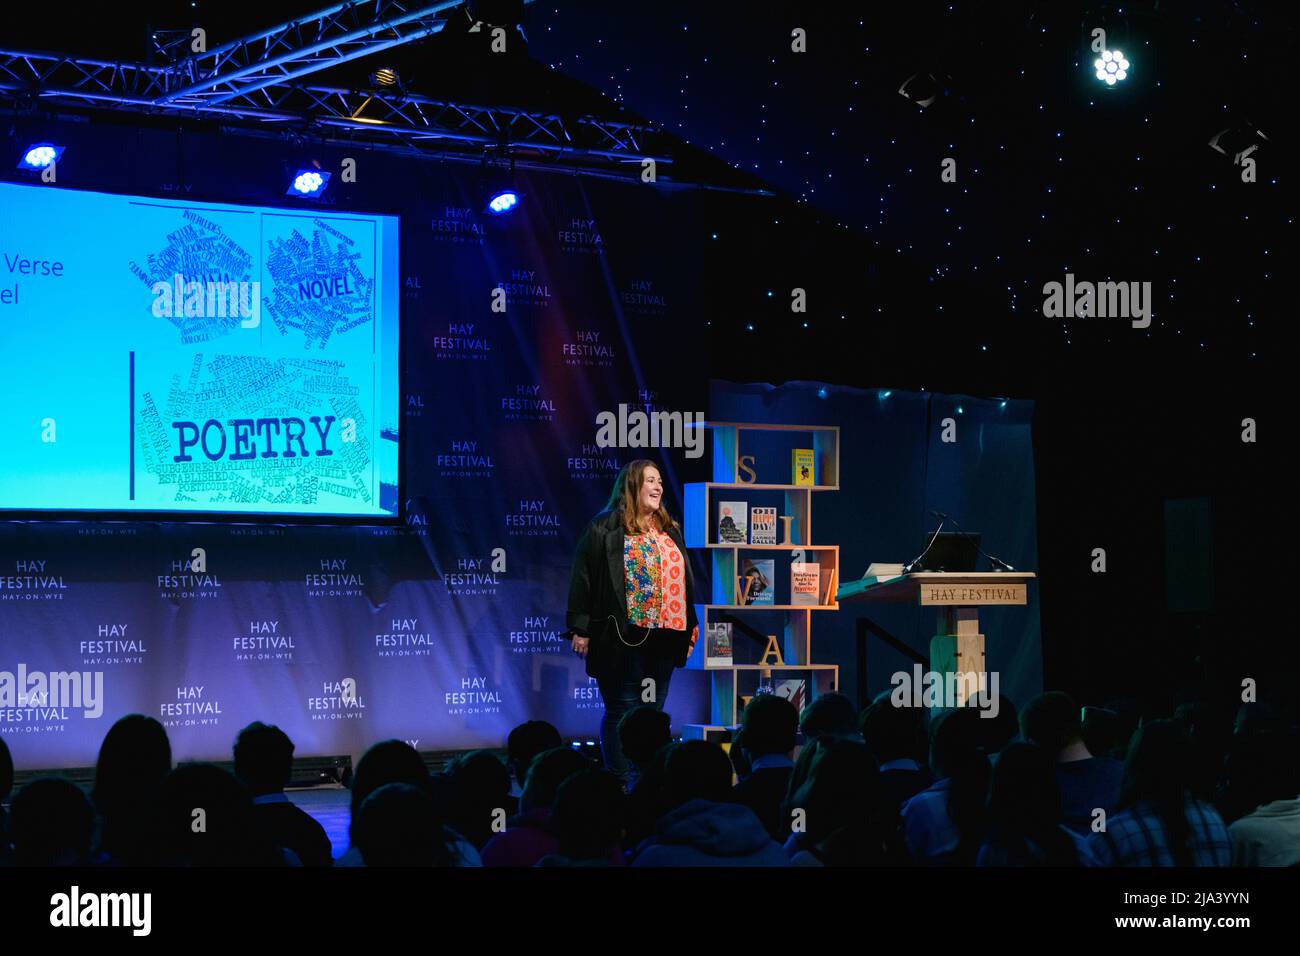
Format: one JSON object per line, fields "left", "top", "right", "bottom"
{"left": 605, "top": 459, "right": 676, "bottom": 534}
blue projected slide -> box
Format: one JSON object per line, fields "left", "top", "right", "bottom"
{"left": 0, "top": 181, "right": 400, "bottom": 517}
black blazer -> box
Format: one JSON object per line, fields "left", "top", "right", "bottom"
{"left": 566, "top": 508, "right": 699, "bottom": 679}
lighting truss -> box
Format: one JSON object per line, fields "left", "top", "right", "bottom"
{"left": 0, "top": 47, "right": 669, "bottom": 168}
{"left": 155, "top": 0, "right": 472, "bottom": 105}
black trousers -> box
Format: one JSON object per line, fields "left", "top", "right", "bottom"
{"left": 594, "top": 630, "right": 677, "bottom": 784}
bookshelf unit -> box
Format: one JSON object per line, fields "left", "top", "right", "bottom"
{"left": 682, "top": 422, "right": 840, "bottom": 737}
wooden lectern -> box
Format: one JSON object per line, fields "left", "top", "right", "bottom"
{"left": 837, "top": 572, "right": 1036, "bottom": 704}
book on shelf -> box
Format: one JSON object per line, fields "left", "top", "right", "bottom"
{"left": 822, "top": 567, "right": 839, "bottom": 605}
{"left": 750, "top": 507, "right": 777, "bottom": 545}
{"left": 705, "top": 622, "right": 733, "bottom": 667}
{"left": 790, "top": 561, "right": 821, "bottom": 606}
{"left": 792, "top": 448, "right": 815, "bottom": 486}
{"left": 774, "top": 679, "right": 807, "bottom": 714}
{"left": 718, "top": 500, "right": 748, "bottom": 544}
{"left": 740, "top": 558, "right": 774, "bottom": 605}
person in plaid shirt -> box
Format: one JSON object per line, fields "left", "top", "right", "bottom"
{"left": 1087, "top": 719, "right": 1231, "bottom": 867}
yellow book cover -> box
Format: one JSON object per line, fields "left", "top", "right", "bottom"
{"left": 792, "top": 448, "right": 815, "bottom": 486}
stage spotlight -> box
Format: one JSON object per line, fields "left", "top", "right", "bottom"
{"left": 1093, "top": 49, "right": 1130, "bottom": 86}
{"left": 486, "top": 188, "right": 520, "bottom": 215}
{"left": 17, "top": 143, "right": 64, "bottom": 170}
{"left": 287, "top": 169, "right": 331, "bottom": 198}
{"left": 481, "top": 150, "right": 521, "bottom": 215}
{"left": 370, "top": 67, "right": 401, "bottom": 88}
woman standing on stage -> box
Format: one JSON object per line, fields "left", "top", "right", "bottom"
{"left": 567, "top": 459, "right": 698, "bottom": 786}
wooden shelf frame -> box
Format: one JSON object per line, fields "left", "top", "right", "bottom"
{"left": 682, "top": 420, "right": 842, "bottom": 732}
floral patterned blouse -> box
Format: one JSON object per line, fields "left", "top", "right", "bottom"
{"left": 624, "top": 531, "right": 688, "bottom": 631}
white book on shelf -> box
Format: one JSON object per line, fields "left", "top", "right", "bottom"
{"left": 790, "top": 561, "right": 821, "bottom": 606}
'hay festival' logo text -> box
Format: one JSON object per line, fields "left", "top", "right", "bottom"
{"left": 501, "top": 384, "right": 556, "bottom": 422}
{"left": 558, "top": 217, "right": 604, "bottom": 255}
{"left": 620, "top": 278, "right": 668, "bottom": 316}
{"left": 496, "top": 269, "right": 552, "bottom": 308}
{"left": 306, "top": 558, "right": 365, "bottom": 598}
{"left": 371, "top": 499, "right": 431, "bottom": 539}
{"left": 443, "top": 555, "right": 501, "bottom": 597}
{"left": 445, "top": 675, "right": 503, "bottom": 716}
{"left": 234, "top": 620, "right": 297, "bottom": 662}
{"left": 81, "top": 624, "right": 147, "bottom": 666}
{"left": 432, "top": 322, "right": 492, "bottom": 361}
{"left": 308, "top": 679, "right": 366, "bottom": 720}
{"left": 568, "top": 442, "right": 622, "bottom": 482}
{"left": 562, "top": 329, "right": 615, "bottom": 368}
{"left": 159, "top": 685, "right": 223, "bottom": 729}
{"left": 404, "top": 273, "right": 423, "bottom": 302}
{"left": 376, "top": 617, "right": 434, "bottom": 658}
{"left": 509, "top": 615, "right": 565, "bottom": 654}
{"left": 0, "top": 665, "right": 103, "bottom": 733}
{"left": 638, "top": 388, "right": 665, "bottom": 412}
{"left": 438, "top": 439, "right": 495, "bottom": 479}
{"left": 0, "top": 559, "right": 68, "bottom": 602}
{"left": 507, "top": 499, "right": 561, "bottom": 538}
{"left": 431, "top": 206, "right": 485, "bottom": 245}
{"left": 573, "top": 677, "right": 604, "bottom": 711}
{"left": 157, "top": 557, "right": 221, "bottom": 601}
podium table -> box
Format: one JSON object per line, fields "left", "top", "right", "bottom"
{"left": 836, "top": 572, "right": 1036, "bottom": 704}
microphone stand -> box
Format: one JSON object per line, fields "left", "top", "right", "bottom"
{"left": 940, "top": 512, "right": 1017, "bottom": 572}
{"left": 901, "top": 514, "right": 947, "bottom": 575}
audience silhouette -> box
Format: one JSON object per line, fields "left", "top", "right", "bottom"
{"left": 157, "top": 764, "right": 285, "bottom": 866}
{"left": 977, "top": 742, "right": 1096, "bottom": 866}
{"left": 631, "top": 740, "right": 789, "bottom": 866}
{"left": 481, "top": 746, "right": 593, "bottom": 866}
{"left": 539, "top": 768, "right": 627, "bottom": 866}
{"left": 732, "top": 693, "right": 798, "bottom": 842}
{"left": 617, "top": 705, "right": 673, "bottom": 786}
{"left": 11, "top": 777, "right": 95, "bottom": 867}
{"left": 1020, "top": 691, "right": 1124, "bottom": 835}
{"left": 91, "top": 714, "right": 172, "bottom": 866}
{"left": 1086, "top": 719, "right": 1231, "bottom": 866}
{"left": 354, "top": 783, "right": 449, "bottom": 866}
{"left": 782, "top": 735, "right": 908, "bottom": 866}
{"left": 860, "top": 692, "right": 933, "bottom": 812}
{"left": 234, "top": 721, "right": 333, "bottom": 867}
{"left": 505, "top": 720, "right": 562, "bottom": 813}
{"left": 1, "top": 687, "right": 1296, "bottom": 868}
